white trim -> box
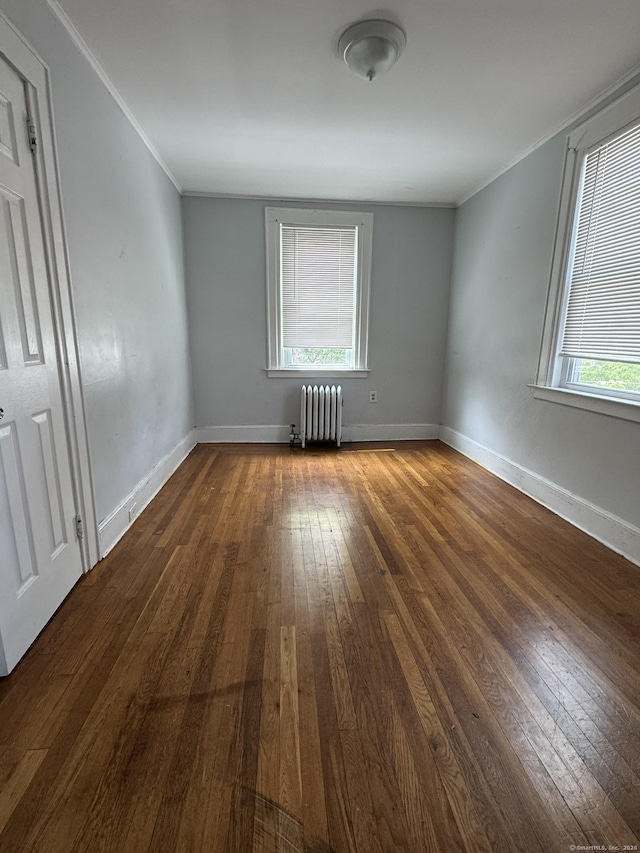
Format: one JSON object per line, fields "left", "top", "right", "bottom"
{"left": 457, "top": 64, "right": 640, "bottom": 206}
{"left": 533, "top": 141, "right": 578, "bottom": 389}
{"left": 182, "top": 191, "right": 456, "bottom": 209}
{"left": 0, "top": 10, "right": 49, "bottom": 80}
{"left": 0, "top": 11, "right": 99, "bottom": 570}
{"left": 530, "top": 385, "right": 640, "bottom": 423}
{"left": 36, "top": 69, "right": 100, "bottom": 570}
{"left": 534, "top": 79, "right": 640, "bottom": 410}
{"left": 568, "top": 81, "right": 640, "bottom": 151}
{"left": 265, "top": 206, "right": 373, "bottom": 374}
{"left": 266, "top": 369, "right": 369, "bottom": 378}
{"left": 439, "top": 426, "right": 640, "bottom": 568}
{"left": 98, "top": 431, "right": 196, "bottom": 558}
{"left": 195, "top": 423, "right": 439, "bottom": 444}
{"left": 46, "top": 0, "right": 181, "bottom": 193}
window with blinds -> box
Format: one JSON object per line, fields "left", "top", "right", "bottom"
{"left": 560, "top": 119, "right": 640, "bottom": 370}
{"left": 281, "top": 224, "right": 357, "bottom": 366}
{"left": 535, "top": 81, "right": 640, "bottom": 417}
{"left": 265, "top": 208, "right": 373, "bottom": 375}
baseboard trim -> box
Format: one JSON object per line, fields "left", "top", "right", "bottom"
{"left": 194, "top": 423, "right": 440, "bottom": 444}
{"left": 97, "top": 423, "right": 639, "bottom": 566}
{"left": 439, "top": 426, "right": 640, "bottom": 567}
{"left": 98, "top": 431, "right": 196, "bottom": 558}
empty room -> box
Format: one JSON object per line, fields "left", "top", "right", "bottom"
{"left": 1, "top": 0, "right": 640, "bottom": 850}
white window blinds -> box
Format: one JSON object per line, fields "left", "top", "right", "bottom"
{"left": 280, "top": 224, "right": 357, "bottom": 349}
{"left": 560, "top": 120, "right": 640, "bottom": 364}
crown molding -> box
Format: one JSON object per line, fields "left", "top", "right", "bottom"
{"left": 47, "top": 0, "right": 182, "bottom": 193}
{"left": 182, "top": 190, "right": 455, "bottom": 208}
{"left": 457, "top": 61, "right": 640, "bottom": 207}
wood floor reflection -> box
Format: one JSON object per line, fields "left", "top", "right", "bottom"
{"left": 1, "top": 441, "right": 640, "bottom": 852}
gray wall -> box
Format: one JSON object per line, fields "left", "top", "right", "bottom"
{"left": 184, "top": 197, "right": 454, "bottom": 433}
{"left": 442, "top": 126, "right": 640, "bottom": 530}
{"left": 0, "top": 1, "right": 193, "bottom": 526}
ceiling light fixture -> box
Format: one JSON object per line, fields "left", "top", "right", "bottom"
{"left": 338, "top": 19, "right": 406, "bottom": 82}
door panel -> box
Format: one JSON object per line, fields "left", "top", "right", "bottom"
{"left": 0, "top": 53, "right": 83, "bottom": 675}
{"left": 32, "top": 408, "right": 67, "bottom": 556}
{"left": 0, "top": 87, "right": 18, "bottom": 165}
{"left": 4, "top": 190, "right": 43, "bottom": 364}
{"left": 0, "top": 421, "right": 36, "bottom": 588}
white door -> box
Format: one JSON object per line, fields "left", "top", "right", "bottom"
{"left": 0, "top": 53, "right": 83, "bottom": 675}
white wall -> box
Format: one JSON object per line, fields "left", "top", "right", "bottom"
{"left": 442, "top": 89, "right": 640, "bottom": 561}
{"left": 0, "top": 1, "right": 193, "bottom": 553}
{"left": 184, "top": 197, "right": 454, "bottom": 441}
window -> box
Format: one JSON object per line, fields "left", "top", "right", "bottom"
{"left": 535, "top": 83, "right": 640, "bottom": 421}
{"left": 265, "top": 207, "right": 373, "bottom": 376}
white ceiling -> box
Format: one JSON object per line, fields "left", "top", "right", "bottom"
{"left": 52, "top": 0, "right": 640, "bottom": 205}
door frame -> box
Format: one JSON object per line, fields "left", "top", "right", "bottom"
{"left": 0, "top": 11, "right": 98, "bottom": 571}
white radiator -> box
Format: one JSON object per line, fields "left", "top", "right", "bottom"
{"left": 300, "top": 385, "right": 342, "bottom": 449}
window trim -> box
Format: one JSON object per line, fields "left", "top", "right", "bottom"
{"left": 535, "top": 81, "right": 640, "bottom": 413}
{"left": 265, "top": 206, "right": 373, "bottom": 376}
{"left": 530, "top": 384, "right": 640, "bottom": 424}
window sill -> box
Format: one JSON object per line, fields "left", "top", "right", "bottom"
{"left": 530, "top": 384, "right": 640, "bottom": 424}
{"left": 266, "top": 368, "right": 370, "bottom": 378}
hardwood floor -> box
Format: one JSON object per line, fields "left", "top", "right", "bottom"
{"left": 1, "top": 440, "right": 640, "bottom": 852}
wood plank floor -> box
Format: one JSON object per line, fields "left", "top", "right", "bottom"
{"left": 1, "top": 441, "right": 640, "bottom": 852}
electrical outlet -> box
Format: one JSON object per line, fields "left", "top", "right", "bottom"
{"left": 369, "top": 391, "right": 378, "bottom": 403}
{"left": 128, "top": 503, "right": 137, "bottom": 523}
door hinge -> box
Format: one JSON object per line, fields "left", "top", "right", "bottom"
{"left": 27, "top": 118, "right": 37, "bottom": 153}
{"left": 75, "top": 516, "right": 84, "bottom": 540}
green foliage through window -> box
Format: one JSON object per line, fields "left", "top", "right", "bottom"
{"left": 574, "top": 359, "right": 640, "bottom": 393}
{"left": 289, "top": 348, "right": 349, "bottom": 366}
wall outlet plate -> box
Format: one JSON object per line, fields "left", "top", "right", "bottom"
{"left": 370, "top": 391, "right": 378, "bottom": 403}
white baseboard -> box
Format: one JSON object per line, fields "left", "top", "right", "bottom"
{"left": 97, "top": 423, "right": 639, "bottom": 568}
{"left": 194, "top": 423, "right": 440, "bottom": 444}
{"left": 439, "top": 426, "right": 640, "bottom": 567}
{"left": 98, "top": 431, "right": 196, "bottom": 558}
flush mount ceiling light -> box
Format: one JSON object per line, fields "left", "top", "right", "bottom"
{"left": 338, "top": 19, "right": 407, "bottom": 82}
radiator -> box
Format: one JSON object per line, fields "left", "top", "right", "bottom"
{"left": 300, "top": 385, "right": 342, "bottom": 449}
